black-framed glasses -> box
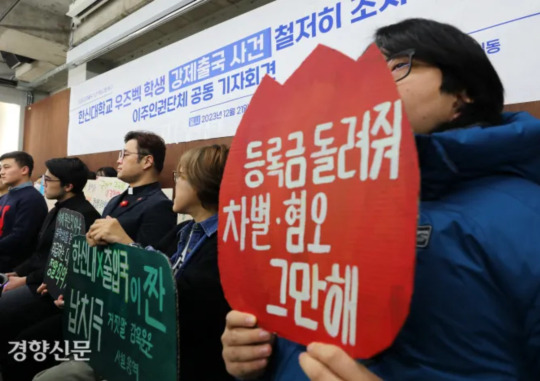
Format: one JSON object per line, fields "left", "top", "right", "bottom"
{"left": 386, "top": 49, "right": 415, "bottom": 82}
{"left": 118, "top": 149, "right": 147, "bottom": 160}
{"left": 41, "top": 175, "right": 61, "bottom": 184}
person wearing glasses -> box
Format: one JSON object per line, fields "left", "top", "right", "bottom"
{"left": 36, "top": 145, "right": 234, "bottom": 381}
{"left": 221, "top": 18, "right": 540, "bottom": 381}
{"left": 167, "top": 145, "right": 234, "bottom": 380}
{"left": 0, "top": 151, "right": 47, "bottom": 273}
{"left": 5, "top": 133, "right": 176, "bottom": 381}
{"left": 87, "top": 130, "right": 176, "bottom": 248}
{"left": 0, "top": 157, "right": 101, "bottom": 381}
{"left": 3, "top": 158, "right": 100, "bottom": 294}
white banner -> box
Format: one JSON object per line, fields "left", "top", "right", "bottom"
{"left": 68, "top": 0, "right": 540, "bottom": 155}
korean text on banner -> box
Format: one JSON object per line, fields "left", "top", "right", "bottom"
{"left": 68, "top": 0, "right": 540, "bottom": 155}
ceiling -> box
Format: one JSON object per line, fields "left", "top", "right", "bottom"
{"left": 0, "top": 0, "right": 272, "bottom": 95}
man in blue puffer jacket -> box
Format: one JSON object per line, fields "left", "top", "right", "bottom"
{"left": 221, "top": 19, "right": 540, "bottom": 381}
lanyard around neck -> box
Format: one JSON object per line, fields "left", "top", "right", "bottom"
{"left": 172, "top": 227, "right": 194, "bottom": 275}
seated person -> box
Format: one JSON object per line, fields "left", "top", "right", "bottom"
{"left": 221, "top": 18, "right": 540, "bottom": 381}
{"left": 0, "top": 157, "right": 101, "bottom": 381}
{"left": 88, "top": 130, "right": 177, "bottom": 247}
{"left": 87, "top": 144, "right": 234, "bottom": 381}
{"left": 4, "top": 158, "right": 100, "bottom": 295}
{"left": 28, "top": 132, "right": 179, "bottom": 381}
{"left": 0, "top": 151, "right": 48, "bottom": 272}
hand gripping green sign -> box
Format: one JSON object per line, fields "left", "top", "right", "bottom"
{"left": 64, "top": 236, "right": 178, "bottom": 381}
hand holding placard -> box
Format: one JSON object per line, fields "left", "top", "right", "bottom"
{"left": 299, "top": 343, "right": 382, "bottom": 381}
{"left": 222, "top": 310, "right": 274, "bottom": 379}
{"left": 87, "top": 216, "right": 134, "bottom": 246}
{"left": 219, "top": 44, "right": 420, "bottom": 358}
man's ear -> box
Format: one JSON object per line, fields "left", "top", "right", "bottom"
{"left": 64, "top": 183, "right": 74, "bottom": 193}
{"left": 143, "top": 155, "right": 154, "bottom": 170}
{"left": 452, "top": 91, "right": 474, "bottom": 120}
{"left": 20, "top": 166, "right": 30, "bottom": 177}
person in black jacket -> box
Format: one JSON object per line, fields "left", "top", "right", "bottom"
{"left": 162, "top": 144, "right": 233, "bottom": 381}
{"left": 88, "top": 130, "right": 176, "bottom": 248}
{"left": 86, "top": 144, "right": 234, "bottom": 381}
{"left": 3, "top": 157, "right": 100, "bottom": 294}
{"left": 0, "top": 157, "right": 100, "bottom": 380}
{"left": 28, "top": 132, "right": 180, "bottom": 381}
{"left": 3, "top": 132, "right": 176, "bottom": 381}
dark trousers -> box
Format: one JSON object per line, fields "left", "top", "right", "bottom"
{"left": 0, "top": 287, "right": 61, "bottom": 381}
{"left": 2, "top": 314, "right": 63, "bottom": 381}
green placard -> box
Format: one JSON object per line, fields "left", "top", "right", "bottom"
{"left": 64, "top": 236, "right": 178, "bottom": 381}
{"left": 44, "top": 209, "right": 85, "bottom": 299}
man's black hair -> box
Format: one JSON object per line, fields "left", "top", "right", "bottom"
{"left": 124, "top": 131, "right": 166, "bottom": 173}
{"left": 0, "top": 151, "right": 34, "bottom": 176}
{"left": 45, "top": 157, "right": 90, "bottom": 194}
{"left": 375, "top": 18, "right": 504, "bottom": 130}
{"left": 96, "top": 166, "right": 117, "bottom": 177}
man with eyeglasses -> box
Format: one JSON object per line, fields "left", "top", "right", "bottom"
{"left": 221, "top": 18, "right": 540, "bottom": 381}
{"left": 2, "top": 158, "right": 100, "bottom": 294}
{"left": 0, "top": 158, "right": 101, "bottom": 380}
{"left": 0, "top": 133, "right": 175, "bottom": 380}
{"left": 87, "top": 130, "right": 176, "bottom": 248}
{"left": 0, "top": 151, "right": 47, "bottom": 273}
